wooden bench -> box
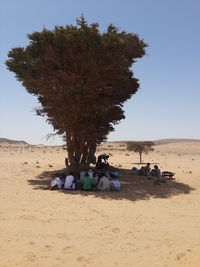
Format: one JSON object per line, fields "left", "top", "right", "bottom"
{"left": 162, "top": 171, "right": 175, "bottom": 179}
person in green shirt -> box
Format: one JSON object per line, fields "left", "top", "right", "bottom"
{"left": 83, "top": 172, "right": 92, "bottom": 191}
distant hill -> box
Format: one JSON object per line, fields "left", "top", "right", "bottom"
{"left": 154, "top": 139, "right": 200, "bottom": 145}
{"left": 1, "top": 137, "right": 199, "bottom": 147}
{"left": 0, "top": 138, "right": 29, "bottom": 146}
{"left": 107, "top": 139, "right": 200, "bottom": 146}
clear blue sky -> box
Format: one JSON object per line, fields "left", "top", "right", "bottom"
{"left": 0, "top": 0, "right": 200, "bottom": 145}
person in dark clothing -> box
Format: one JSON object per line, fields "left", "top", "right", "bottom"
{"left": 144, "top": 163, "right": 151, "bottom": 176}
{"left": 96, "top": 154, "right": 109, "bottom": 168}
{"left": 151, "top": 165, "right": 161, "bottom": 178}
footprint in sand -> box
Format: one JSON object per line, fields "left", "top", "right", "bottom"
{"left": 112, "top": 228, "right": 120, "bottom": 233}
{"left": 27, "top": 252, "right": 37, "bottom": 262}
{"left": 176, "top": 252, "right": 185, "bottom": 261}
{"left": 45, "top": 244, "right": 52, "bottom": 250}
{"left": 100, "top": 226, "right": 110, "bottom": 231}
{"left": 19, "top": 215, "right": 36, "bottom": 221}
{"left": 57, "top": 233, "right": 68, "bottom": 239}
{"left": 63, "top": 246, "right": 72, "bottom": 251}
{"left": 77, "top": 256, "right": 90, "bottom": 264}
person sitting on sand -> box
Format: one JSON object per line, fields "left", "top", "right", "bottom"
{"left": 144, "top": 163, "right": 151, "bottom": 176}
{"left": 83, "top": 172, "right": 92, "bottom": 191}
{"left": 151, "top": 165, "right": 161, "bottom": 178}
{"left": 131, "top": 166, "right": 139, "bottom": 175}
{"left": 138, "top": 166, "right": 145, "bottom": 176}
{"left": 97, "top": 173, "right": 110, "bottom": 191}
{"left": 88, "top": 169, "right": 93, "bottom": 179}
{"left": 80, "top": 170, "right": 86, "bottom": 183}
{"left": 51, "top": 174, "right": 65, "bottom": 190}
{"left": 64, "top": 172, "right": 75, "bottom": 190}
{"left": 91, "top": 171, "right": 99, "bottom": 186}
{"left": 51, "top": 177, "right": 63, "bottom": 190}
{"left": 110, "top": 179, "right": 120, "bottom": 191}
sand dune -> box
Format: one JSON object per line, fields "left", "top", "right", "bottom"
{"left": 0, "top": 141, "right": 200, "bottom": 267}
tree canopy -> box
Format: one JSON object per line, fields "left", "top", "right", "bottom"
{"left": 127, "top": 141, "right": 154, "bottom": 163}
{"left": 6, "top": 16, "right": 147, "bottom": 169}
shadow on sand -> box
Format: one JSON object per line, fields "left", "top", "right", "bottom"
{"left": 27, "top": 167, "right": 195, "bottom": 202}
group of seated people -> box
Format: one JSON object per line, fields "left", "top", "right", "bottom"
{"left": 51, "top": 169, "right": 120, "bottom": 192}
{"left": 132, "top": 163, "right": 162, "bottom": 180}
{"left": 132, "top": 163, "right": 168, "bottom": 185}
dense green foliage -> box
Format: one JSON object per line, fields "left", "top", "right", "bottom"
{"left": 6, "top": 16, "right": 147, "bottom": 168}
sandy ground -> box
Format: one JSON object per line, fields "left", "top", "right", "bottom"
{"left": 0, "top": 141, "right": 200, "bottom": 267}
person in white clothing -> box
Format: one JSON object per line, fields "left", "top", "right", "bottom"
{"left": 51, "top": 177, "right": 63, "bottom": 190}
{"left": 88, "top": 170, "right": 93, "bottom": 179}
{"left": 97, "top": 174, "right": 110, "bottom": 191}
{"left": 64, "top": 172, "right": 75, "bottom": 189}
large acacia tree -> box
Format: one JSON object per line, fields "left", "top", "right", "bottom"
{"left": 6, "top": 16, "right": 147, "bottom": 169}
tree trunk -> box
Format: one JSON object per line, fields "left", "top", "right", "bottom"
{"left": 80, "top": 144, "right": 89, "bottom": 164}
{"left": 65, "top": 130, "right": 77, "bottom": 171}
{"left": 65, "top": 130, "right": 96, "bottom": 171}
{"left": 87, "top": 144, "right": 96, "bottom": 165}
{"left": 139, "top": 149, "right": 142, "bottom": 164}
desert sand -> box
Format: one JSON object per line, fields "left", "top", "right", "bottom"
{"left": 0, "top": 141, "right": 200, "bottom": 267}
